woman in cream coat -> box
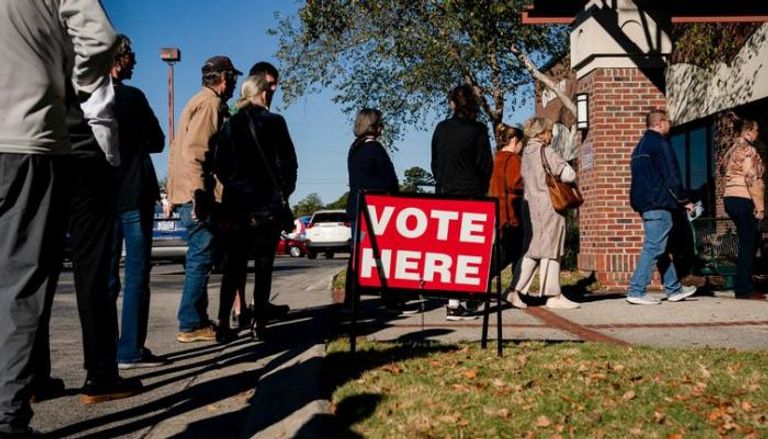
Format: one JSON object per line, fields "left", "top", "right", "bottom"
{"left": 507, "top": 117, "right": 580, "bottom": 309}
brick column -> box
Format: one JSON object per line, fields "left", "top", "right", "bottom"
{"left": 577, "top": 68, "right": 667, "bottom": 290}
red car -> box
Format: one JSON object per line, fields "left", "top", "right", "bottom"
{"left": 275, "top": 233, "right": 308, "bottom": 257}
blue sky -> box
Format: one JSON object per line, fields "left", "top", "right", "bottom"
{"left": 102, "top": 0, "right": 532, "bottom": 206}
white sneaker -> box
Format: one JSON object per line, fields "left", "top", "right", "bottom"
{"left": 504, "top": 290, "right": 528, "bottom": 309}
{"left": 626, "top": 295, "right": 661, "bottom": 305}
{"left": 546, "top": 295, "right": 580, "bottom": 309}
{"left": 667, "top": 285, "right": 697, "bottom": 302}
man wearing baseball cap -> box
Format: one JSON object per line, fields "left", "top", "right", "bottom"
{"left": 166, "top": 55, "right": 241, "bottom": 342}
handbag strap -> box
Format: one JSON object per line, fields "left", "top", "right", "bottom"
{"left": 244, "top": 110, "right": 288, "bottom": 204}
{"left": 540, "top": 144, "right": 556, "bottom": 178}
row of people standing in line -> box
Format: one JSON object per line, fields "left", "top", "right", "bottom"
{"left": 345, "top": 95, "right": 767, "bottom": 318}
{"left": 345, "top": 84, "right": 580, "bottom": 321}
{"left": 1, "top": 3, "right": 299, "bottom": 433}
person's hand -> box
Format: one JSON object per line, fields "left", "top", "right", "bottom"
{"left": 163, "top": 201, "right": 174, "bottom": 219}
{"left": 756, "top": 210, "right": 765, "bottom": 221}
{"left": 684, "top": 202, "right": 695, "bottom": 214}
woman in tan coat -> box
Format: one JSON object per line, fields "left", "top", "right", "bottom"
{"left": 507, "top": 117, "right": 579, "bottom": 309}
{"left": 722, "top": 119, "right": 765, "bottom": 299}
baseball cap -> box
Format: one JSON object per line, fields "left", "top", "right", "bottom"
{"left": 201, "top": 56, "right": 242, "bottom": 76}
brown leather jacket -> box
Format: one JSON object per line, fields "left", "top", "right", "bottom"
{"left": 167, "top": 87, "right": 228, "bottom": 205}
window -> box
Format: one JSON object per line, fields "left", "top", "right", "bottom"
{"left": 670, "top": 120, "right": 715, "bottom": 215}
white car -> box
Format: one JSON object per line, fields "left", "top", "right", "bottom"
{"left": 304, "top": 210, "right": 352, "bottom": 259}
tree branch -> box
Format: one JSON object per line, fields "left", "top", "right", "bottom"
{"left": 510, "top": 44, "right": 576, "bottom": 117}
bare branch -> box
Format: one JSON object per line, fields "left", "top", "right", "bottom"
{"left": 510, "top": 44, "right": 576, "bottom": 117}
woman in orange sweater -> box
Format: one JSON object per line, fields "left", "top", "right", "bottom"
{"left": 722, "top": 119, "right": 765, "bottom": 299}
{"left": 489, "top": 123, "right": 526, "bottom": 308}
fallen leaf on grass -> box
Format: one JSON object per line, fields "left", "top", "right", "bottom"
{"left": 462, "top": 369, "right": 478, "bottom": 379}
{"left": 497, "top": 408, "right": 510, "bottom": 418}
{"left": 452, "top": 384, "right": 470, "bottom": 392}
{"left": 699, "top": 364, "right": 712, "bottom": 379}
{"left": 623, "top": 391, "right": 636, "bottom": 401}
{"left": 590, "top": 411, "right": 603, "bottom": 423}
{"left": 437, "top": 415, "right": 458, "bottom": 424}
{"left": 741, "top": 400, "right": 753, "bottom": 412}
{"left": 535, "top": 415, "right": 552, "bottom": 428}
{"left": 654, "top": 410, "right": 666, "bottom": 424}
{"left": 381, "top": 363, "right": 402, "bottom": 374}
{"left": 666, "top": 434, "right": 684, "bottom": 439}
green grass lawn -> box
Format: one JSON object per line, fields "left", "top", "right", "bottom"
{"left": 325, "top": 340, "right": 768, "bottom": 438}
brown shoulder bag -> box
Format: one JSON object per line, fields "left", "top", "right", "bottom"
{"left": 540, "top": 145, "right": 583, "bottom": 214}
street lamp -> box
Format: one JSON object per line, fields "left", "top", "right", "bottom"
{"left": 160, "top": 48, "right": 181, "bottom": 146}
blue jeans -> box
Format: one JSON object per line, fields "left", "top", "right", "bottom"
{"left": 177, "top": 203, "right": 216, "bottom": 332}
{"left": 724, "top": 197, "right": 758, "bottom": 297}
{"left": 628, "top": 209, "right": 682, "bottom": 297}
{"left": 109, "top": 206, "right": 153, "bottom": 362}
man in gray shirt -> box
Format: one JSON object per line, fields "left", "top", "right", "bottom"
{"left": 0, "top": 1, "right": 116, "bottom": 435}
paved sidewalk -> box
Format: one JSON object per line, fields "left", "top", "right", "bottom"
{"left": 351, "top": 291, "right": 768, "bottom": 350}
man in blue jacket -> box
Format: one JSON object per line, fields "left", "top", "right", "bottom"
{"left": 627, "top": 109, "right": 697, "bottom": 305}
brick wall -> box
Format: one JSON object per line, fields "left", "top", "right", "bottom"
{"left": 577, "top": 67, "right": 667, "bottom": 290}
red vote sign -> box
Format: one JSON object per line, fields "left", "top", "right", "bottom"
{"left": 355, "top": 194, "right": 497, "bottom": 293}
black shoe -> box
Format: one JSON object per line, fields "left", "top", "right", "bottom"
{"left": 118, "top": 349, "right": 169, "bottom": 370}
{"left": 234, "top": 305, "right": 254, "bottom": 329}
{"left": 250, "top": 321, "right": 267, "bottom": 342}
{"left": 30, "top": 376, "right": 65, "bottom": 403}
{"left": 80, "top": 375, "right": 142, "bottom": 405}
{"left": 216, "top": 327, "right": 238, "bottom": 344}
{"left": 265, "top": 302, "right": 289, "bottom": 321}
{"left": 446, "top": 305, "right": 478, "bottom": 321}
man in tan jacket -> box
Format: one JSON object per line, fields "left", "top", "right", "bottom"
{"left": 167, "top": 56, "right": 240, "bottom": 342}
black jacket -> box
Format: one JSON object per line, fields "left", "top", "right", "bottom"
{"left": 214, "top": 105, "right": 298, "bottom": 212}
{"left": 630, "top": 130, "right": 689, "bottom": 213}
{"left": 113, "top": 83, "right": 164, "bottom": 212}
{"left": 430, "top": 116, "right": 493, "bottom": 197}
{"left": 347, "top": 138, "right": 399, "bottom": 216}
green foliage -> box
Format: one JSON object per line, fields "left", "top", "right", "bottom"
{"left": 272, "top": 0, "right": 568, "bottom": 146}
{"left": 671, "top": 23, "right": 761, "bottom": 70}
{"left": 399, "top": 166, "right": 435, "bottom": 193}
{"left": 292, "top": 192, "right": 324, "bottom": 217}
{"left": 324, "top": 191, "right": 350, "bottom": 210}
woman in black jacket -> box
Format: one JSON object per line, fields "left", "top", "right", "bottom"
{"left": 430, "top": 84, "right": 493, "bottom": 320}
{"left": 345, "top": 108, "right": 399, "bottom": 309}
{"left": 214, "top": 74, "right": 298, "bottom": 342}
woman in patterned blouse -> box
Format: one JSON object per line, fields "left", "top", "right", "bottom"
{"left": 722, "top": 119, "right": 765, "bottom": 299}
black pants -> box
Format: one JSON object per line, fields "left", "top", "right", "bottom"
{"left": 218, "top": 223, "right": 281, "bottom": 327}
{"left": 67, "top": 154, "right": 119, "bottom": 377}
{"left": 0, "top": 154, "right": 70, "bottom": 435}
{"left": 724, "top": 196, "right": 759, "bottom": 297}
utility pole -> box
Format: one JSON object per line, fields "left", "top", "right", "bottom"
{"left": 160, "top": 48, "right": 181, "bottom": 147}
